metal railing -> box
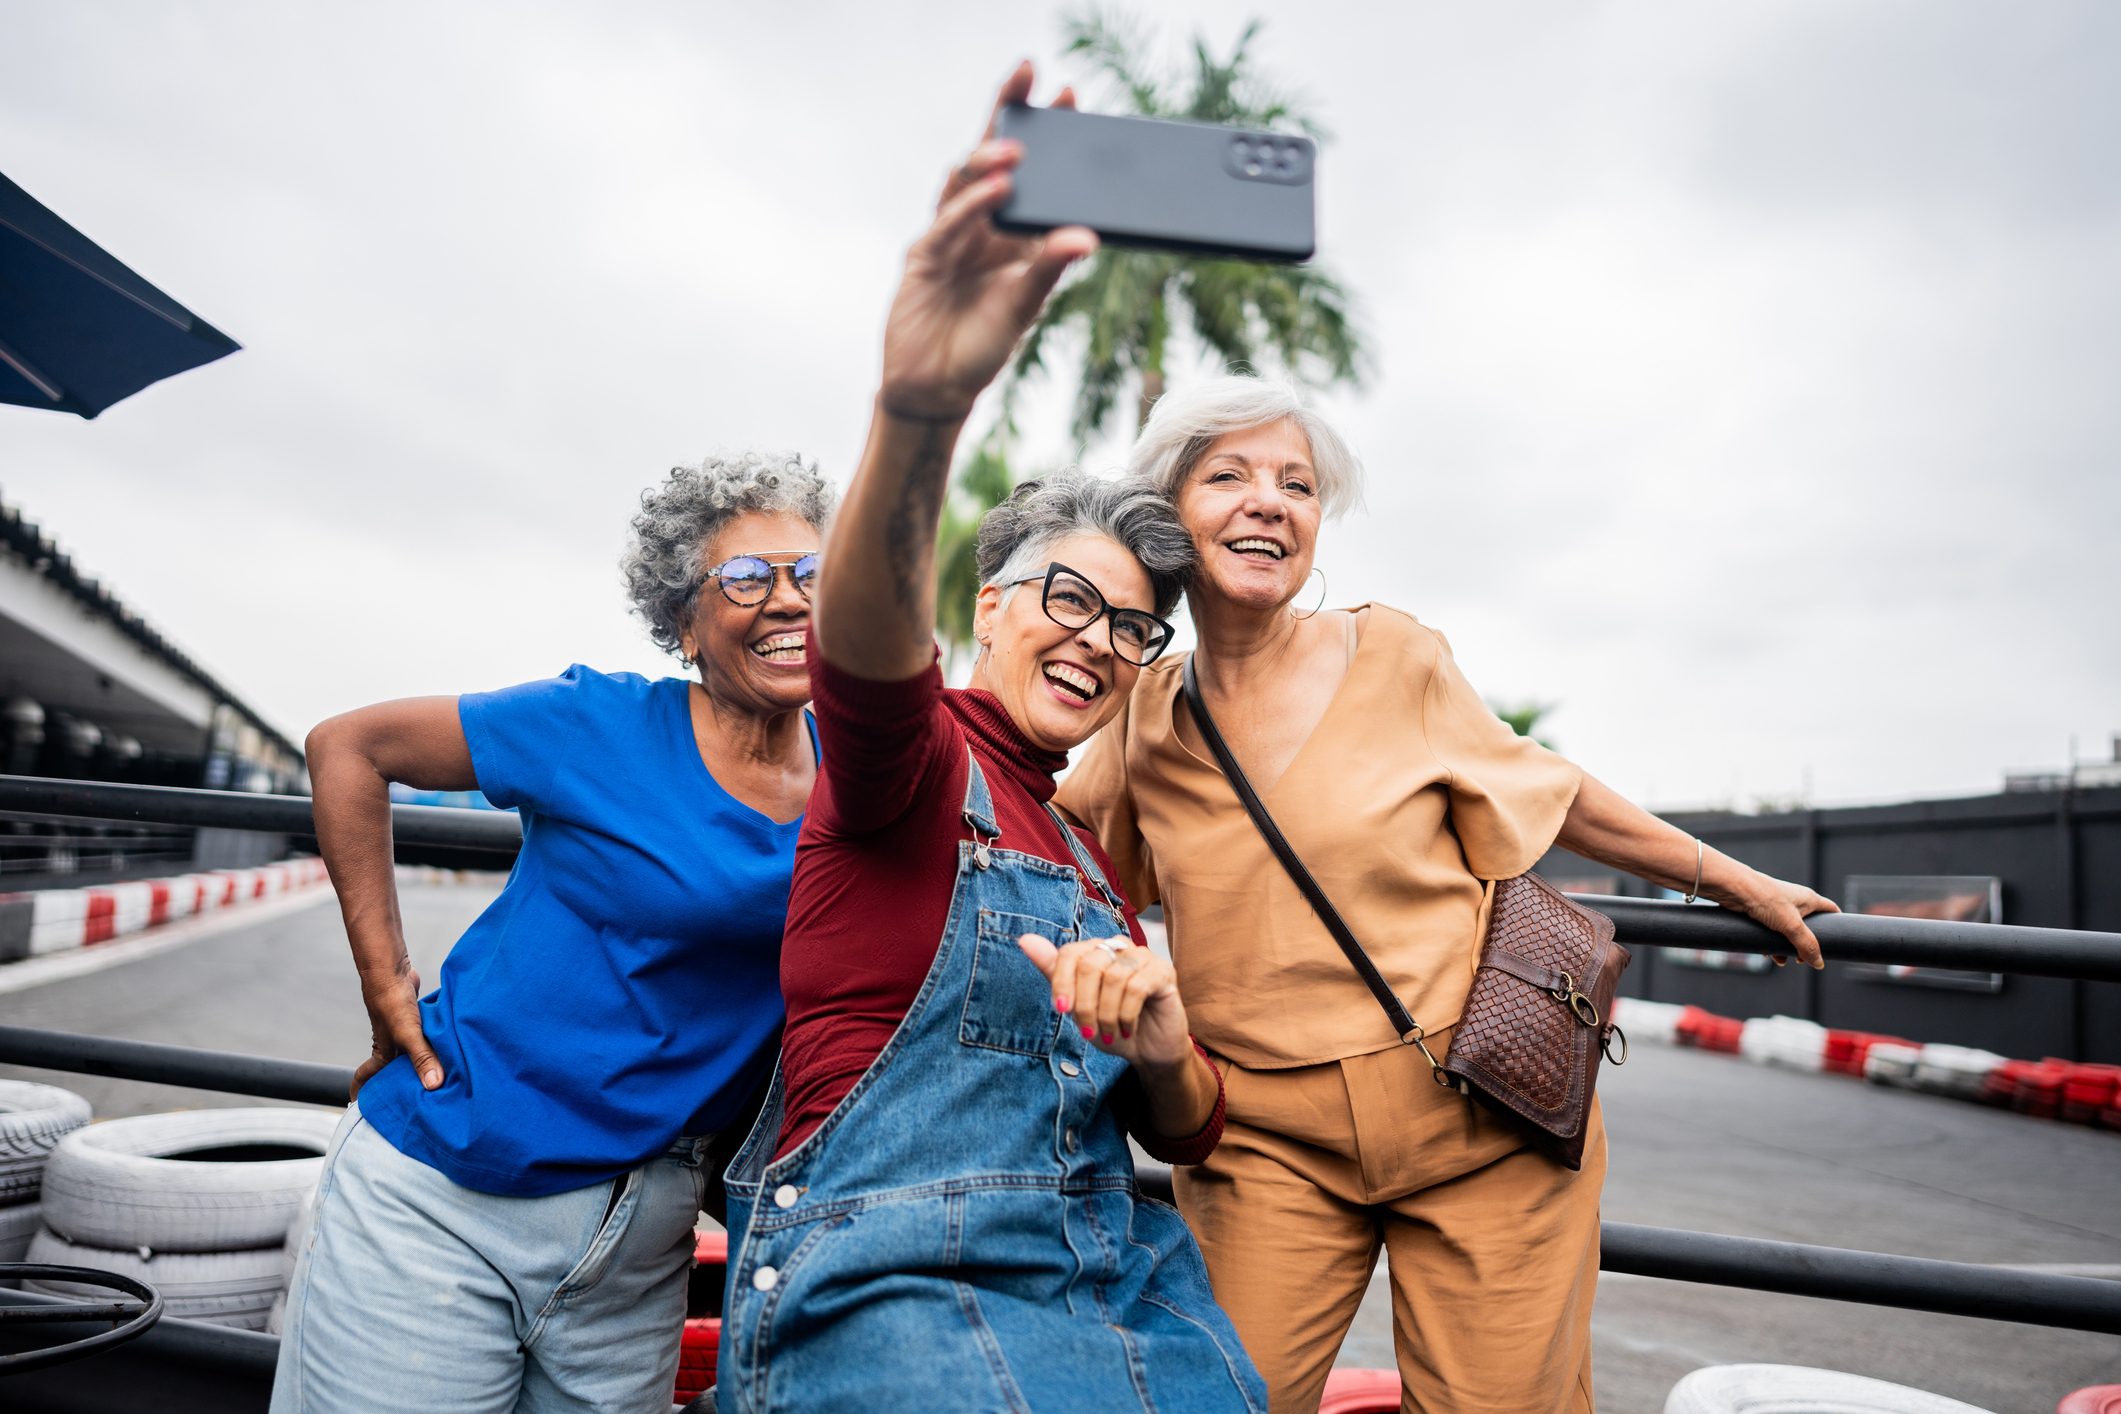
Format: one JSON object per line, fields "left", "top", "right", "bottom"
{"left": 2, "top": 771, "right": 2118, "bottom": 1382}
{"left": 1, "top": 1025, "right": 2115, "bottom": 1340}
{"left": 8, "top": 775, "right": 2118, "bottom": 980}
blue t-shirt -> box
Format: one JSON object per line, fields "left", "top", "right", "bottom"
{"left": 357, "top": 665, "right": 810, "bottom": 1197}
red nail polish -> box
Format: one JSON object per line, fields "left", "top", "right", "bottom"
{"left": 1081, "top": 1025, "right": 1094, "bottom": 1039}
{"left": 1054, "top": 996, "right": 1071, "bottom": 1013}
{"left": 1101, "top": 1033, "right": 1114, "bottom": 1044}
{"left": 1119, "top": 1027, "right": 1131, "bottom": 1040}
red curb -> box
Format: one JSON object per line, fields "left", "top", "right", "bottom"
{"left": 1617, "top": 999, "right": 2118, "bottom": 1134}
{"left": 83, "top": 891, "right": 116, "bottom": 944}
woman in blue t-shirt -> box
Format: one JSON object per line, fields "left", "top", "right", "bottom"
{"left": 271, "top": 453, "right": 834, "bottom": 1414}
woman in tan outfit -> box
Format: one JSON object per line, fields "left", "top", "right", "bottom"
{"left": 1057, "top": 375, "right": 1836, "bottom": 1414}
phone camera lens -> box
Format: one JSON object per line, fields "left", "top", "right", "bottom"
{"left": 1245, "top": 160, "right": 1263, "bottom": 176}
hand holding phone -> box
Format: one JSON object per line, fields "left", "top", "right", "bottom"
{"left": 993, "top": 103, "right": 1316, "bottom": 263}
{"left": 877, "top": 65, "right": 1100, "bottom": 423}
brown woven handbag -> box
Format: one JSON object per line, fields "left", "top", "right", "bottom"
{"left": 1182, "top": 657, "right": 1629, "bottom": 1170}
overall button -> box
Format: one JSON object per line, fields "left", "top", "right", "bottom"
{"left": 1058, "top": 1061, "right": 1082, "bottom": 1078}
{"left": 773, "top": 1184, "right": 800, "bottom": 1209}
{"left": 752, "top": 1266, "right": 780, "bottom": 1292}
{"left": 1064, "top": 1128, "right": 1080, "bottom": 1153}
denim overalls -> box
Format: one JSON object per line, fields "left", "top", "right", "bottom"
{"left": 718, "top": 752, "right": 1266, "bottom": 1414}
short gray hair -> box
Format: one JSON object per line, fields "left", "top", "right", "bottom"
{"left": 975, "top": 471, "right": 1195, "bottom": 619}
{"left": 621, "top": 451, "right": 836, "bottom": 659}
{"left": 1126, "top": 374, "right": 1364, "bottom": 519}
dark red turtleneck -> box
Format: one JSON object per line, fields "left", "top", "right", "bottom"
{"left": 773, "top": 648, "right": 1223, "bottom": 1163}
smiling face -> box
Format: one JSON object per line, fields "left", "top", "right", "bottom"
{"left": 679, "top": 509, "right": 822, "bottom": 716}
{"left": 969, "top": 532, "right": 1154, "bottom": 754}
{"left": 1173, "top": 418, "right": 1323, "bottom": 616}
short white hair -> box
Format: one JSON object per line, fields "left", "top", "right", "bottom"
{"left": 1125, "top": 374, "right": 1364, "bottom": 519}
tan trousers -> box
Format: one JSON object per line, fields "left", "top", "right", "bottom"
{"left": 1176, "top": 1036, "right": 1605, "bottom": 1414}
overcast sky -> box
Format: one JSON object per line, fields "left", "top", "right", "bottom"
{"left": 4, "top": 1, "right": 2115, "bottom": 810}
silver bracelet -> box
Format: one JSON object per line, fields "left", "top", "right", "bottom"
{"left": 1683, "top": 836, "right": 1704, "bottom": 904}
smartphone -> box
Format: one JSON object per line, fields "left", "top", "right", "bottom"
{"left": 992, "top": 104, "right": 1316, "bottom": 263}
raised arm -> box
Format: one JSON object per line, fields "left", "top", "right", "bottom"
{"left": 306, "top": 697, "right": 476, "bottom": 1097}
{"left": 812, "top": 63, "right": 1097, "bottom": 681}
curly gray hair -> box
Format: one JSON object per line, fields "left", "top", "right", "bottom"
{"left": 621, "top": 452, "right": 836, "bottom": 659}
{"left": 974, "top": 471, "right": 1195, "bottom": 620}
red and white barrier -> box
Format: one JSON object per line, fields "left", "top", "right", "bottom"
{"left": 1611, "top": 997, "right": 2121, "bottom": 1133}
{"left": 0, "top": 858, "right": 331, "bottom": 963}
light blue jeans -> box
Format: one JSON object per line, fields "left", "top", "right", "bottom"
{"left": 271, "top": 1103, "right": 709, "bottom": 1414}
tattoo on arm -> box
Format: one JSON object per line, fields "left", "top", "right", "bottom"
{"left": 882, "top": 420, "right": 953, "bottom": 632}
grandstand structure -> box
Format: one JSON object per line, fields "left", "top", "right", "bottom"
{"left": 0, "top": 493, "right": 300, "bottom": 882}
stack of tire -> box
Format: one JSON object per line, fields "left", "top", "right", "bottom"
{"left": 1825, "top": 1030, "right": 1915, "bottom": 1077}
{"left": 1676, "top": 1006, "right": 1745, "bottom": 1054}
{"left": 1862, "top": 1041, "right": 1923, "bottom": 1087}
{"left": 1910, "top": 1044, "right": 2006, "bottom": 1101}
{"left": 1984, "top": 1059, "right": 2121, "bottom": 1128}
{"left": 1610, "top": 997, "right": 1687, "bottom": 1046}
{"left": 23, "top": 1108, "right": 336, "bottom": 1329}
{"left": 1738, "top": 1015, "right": 1829, "bottom": 1072}
{"left": 2061, "top": 1063, "right": 2121, "bottom": 1127}
{"left": 0, "top": 1080, "right": 94, "bottom": 1263}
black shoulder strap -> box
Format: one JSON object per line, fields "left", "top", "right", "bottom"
{"left": 1180, "top": 655, "right": 1422, "bottom": 1040}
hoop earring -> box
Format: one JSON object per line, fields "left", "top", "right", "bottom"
{"left": 1290, "top": 567, "right": 1327, "bottom": 621}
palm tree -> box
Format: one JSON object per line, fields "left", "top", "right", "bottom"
{"left": 999, "top": 9, "right": 1368, "bottom": 442}
{"left": 1493, "top": 701, "right": 1559, "bottom": 752}
{"left": 933, "top": 438, "right": 1016, "bottom": 679}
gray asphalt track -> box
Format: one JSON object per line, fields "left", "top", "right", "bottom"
{"left": 2, "top": 880, "right": 2114, "bottom": 1412}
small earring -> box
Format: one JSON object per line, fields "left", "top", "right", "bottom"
{"left": 1290, "top": 567, "right": 1327, "bottom": 621}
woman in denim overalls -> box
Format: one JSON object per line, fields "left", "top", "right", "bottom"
{"left": 715, "top": 66, "right": 1264, "bottom": 1414}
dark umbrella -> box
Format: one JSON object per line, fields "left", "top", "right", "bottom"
{"left": 0, "top": 170, "right": 240, "bottom": 419}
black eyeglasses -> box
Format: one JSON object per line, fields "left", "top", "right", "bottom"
{"left": 700, "top": 551, "right": 819, "bottom": 607}
{"left": 1011, "top": 562, "right": 1175, "bottom": 666}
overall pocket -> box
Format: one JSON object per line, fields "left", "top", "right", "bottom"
{"left": 960, "top": 909, "right": 1073, "bottom": 1057}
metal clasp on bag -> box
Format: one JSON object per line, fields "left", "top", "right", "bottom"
{"left": 1548, "top": 971, "right": 1602, "bottom": 1029}
{"left": 1401, "top": 1022, "right": 1465, "bottom": 1093}
{"left": 1602, "top": 1024, "right": 1629, "bottom": 1066}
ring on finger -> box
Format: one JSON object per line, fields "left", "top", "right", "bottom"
{"left": 1093, "top": 938, "right": 1131, "bottom": 959}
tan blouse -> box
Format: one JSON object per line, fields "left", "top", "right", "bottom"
{"left": 1056, "top": 605, "right": 1583, "bottom": 1068}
